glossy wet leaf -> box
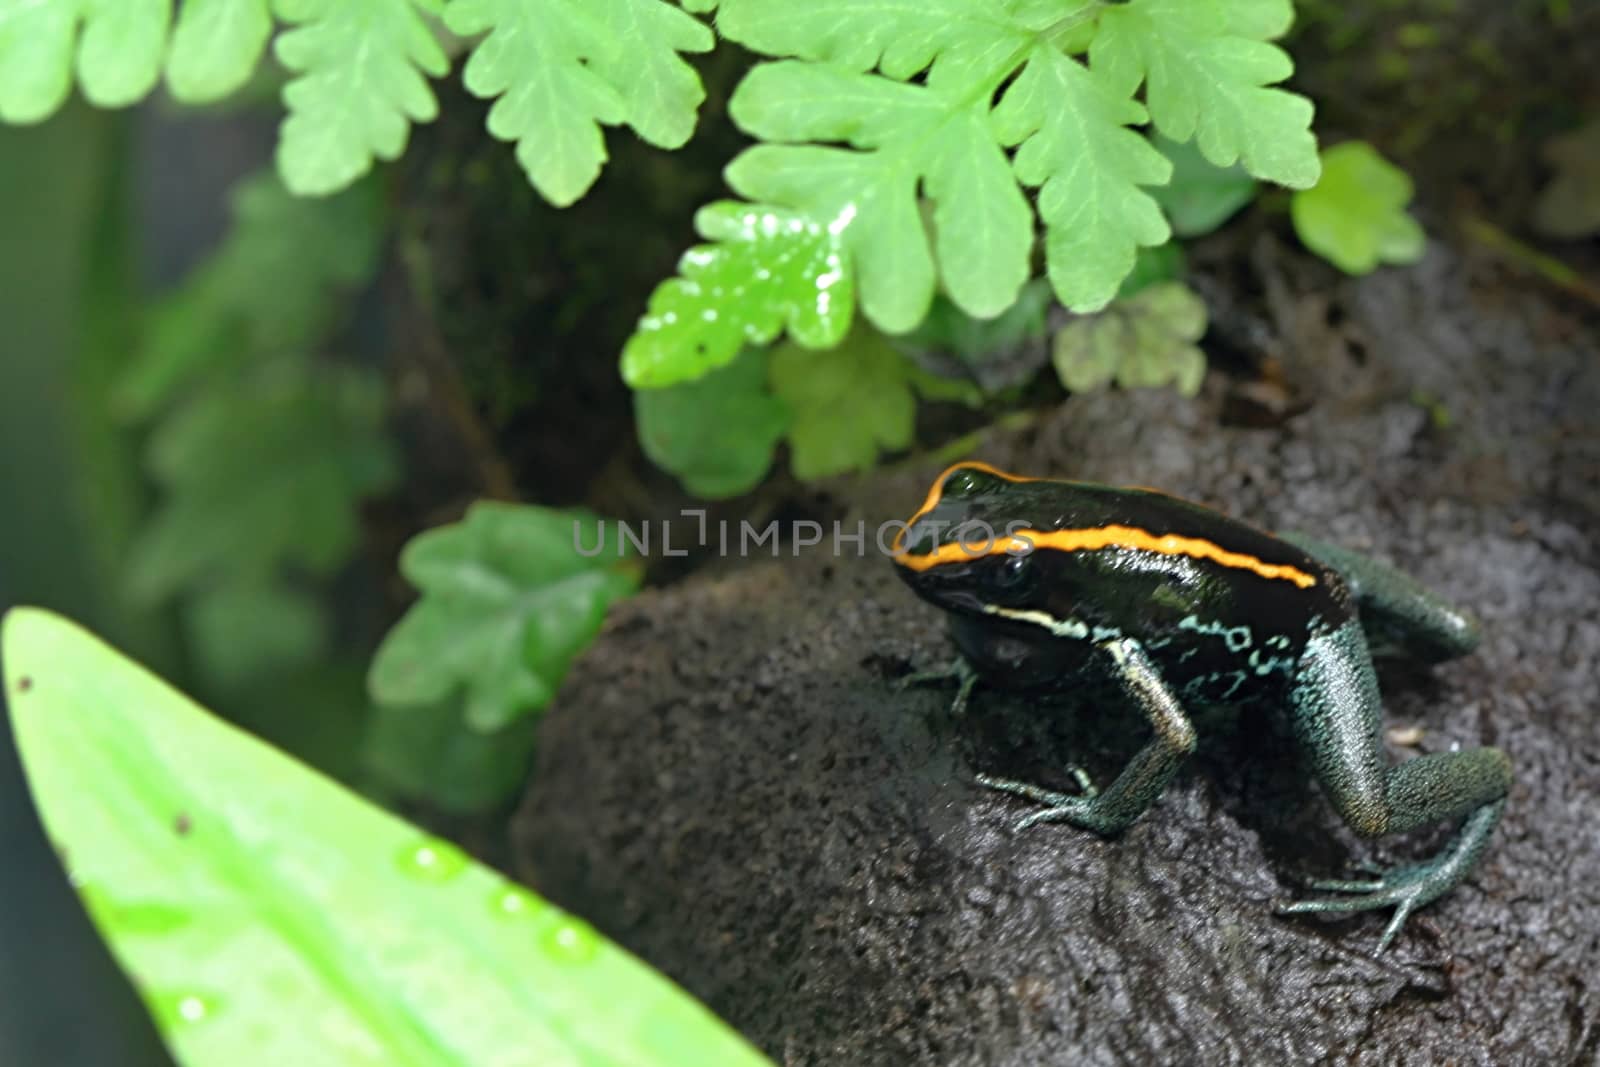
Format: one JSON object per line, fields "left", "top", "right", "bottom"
{"left": 636, "top": 346, "right": 790, "bottom": 498}
{"left": 1532, "top": 119, "right": 1600, "bottom": 240}
{"left": 622, "top": 201, "right": 853, "bottom": 388}
{"left": 273, "top": 0, "right": 448, "bottom": 196}
{"left": 1052, "top": 280, "right": 1207, "bottom": 397}
{"left": 1291, "top": 141, "right": 1425, "bottom": 275}
{"left": 126, "top": 363, "right": 397, "bottom": 604}
{"left": 119, "top": 172, "right": 382, "bottom": 419}
{"left": 0, "top": 0, "right": 172, "bottom": 121}
{"left": 2, "top": 607, "right": 773, "bottom": 1067}
{"left": 728, "top": 58, "right": 1034, "bottom": 328}
{"left": 1092, "top": 0, "right": 1320, "bottom": 189}
{"left": 1148, "top": 133, "right": 1259, "bottom": 237}
{"left": 165, "top": 0, "right": 273, "bottom": 103}
{"left": 368, "top": 503, "right": 641, "bottom": 731}
{"left": 769, "top": 325, "right": 915, "bottom": 480}
{"left": 445, "top": 0, "right": 713, "bottom": 207}
{"left": 184, "top": 578, "right": 327, "bottom": 691}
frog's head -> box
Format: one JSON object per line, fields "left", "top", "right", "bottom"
{"left": 892, "top": 462, "right": 1051, "bottom": 616}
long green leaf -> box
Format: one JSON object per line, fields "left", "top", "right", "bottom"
{"left": 2, "top": 607, "right": 771, "bottom": 1067}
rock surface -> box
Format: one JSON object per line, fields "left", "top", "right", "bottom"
{"left": 513, "top": 240, "right": 1600, "bottom": 1064}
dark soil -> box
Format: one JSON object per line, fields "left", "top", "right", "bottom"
{"left": 511, "top": 234, "right": 1600, "bottom": 1064}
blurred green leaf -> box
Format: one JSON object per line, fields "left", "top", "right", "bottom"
{"left": 273, "top": 0, "right": 449, "bottom": 196}
{"left": 914, "top": 281, "right": 1053, "bottom": 364}
{"left": 1291, "top": 141, "right": 1425, "bottom": 275}
{"left": 1532, "top": 118, "right": 1600, "bottom": 240}
{"left": 769, "top": 326, "right": 915, "bottom": 480}
{"left": 0, "top": 0, "right": 171, "bottom": 122}
{"left": 3, "top": 607, "right": 773, "bottom": 1066}
{"left": 126, "top": 363, "right": 398, "bottom": 604}
{"left": 622, "top": 201, "right": 854, "bottom": 389}
{"left": 364, "top": 698, "right": 537, "bottom": 814}
{"left": 369, "top": 503, "right": 641, "bottom": 732}
{"left": 1115, "top": 240, "right": 1186, "bottom": 298}
{"left": 636, "top": 346, "right": 790, "bottom": 499}
{"left": 1052, "top": 280, "right": 1207, "bottom": 397}
{"left": 1148, "top": 133, "right": 1258, "bottom": 237}
{"left": 897, "top": 284, "right": 1049, "bottom": 398}
{"left": 185, "top": 578, "right": 328, "bottom": 692}
{"left": 119, "top": 172, "right": 381, "bottom": 420}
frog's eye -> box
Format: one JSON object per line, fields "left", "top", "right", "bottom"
{"left": 996, "top": 552, "right": 1031, "bottom": 587}
{"left": 944, "top": 470, "right": 984, "bottom": 497}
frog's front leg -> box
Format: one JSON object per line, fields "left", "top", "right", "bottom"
{"left": 979, "top": 638, "right": 1196, "bottom": 836}
{"left": 898, "top": 656, "right": 982, "bottom": 716}
{"left": 1278, "top": 620, "right": 1511, "bottom": 952}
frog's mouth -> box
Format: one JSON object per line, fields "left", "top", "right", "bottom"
{"left": 892, "top": 557, "right": 992, "bottom": 615}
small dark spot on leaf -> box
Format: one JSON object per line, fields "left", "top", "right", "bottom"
{"left": 16, "top": 676, "right": 32, "bottom": 692}
{"left": 174, "top": 813, "right": 192, "bottom": 836}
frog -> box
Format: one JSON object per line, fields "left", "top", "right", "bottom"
{"left": 893, "top": 460, "right": 1511, "bottom": 953}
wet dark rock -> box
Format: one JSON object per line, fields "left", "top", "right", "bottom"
{"left": 513, "top": 241, "right": 1600, "bottom": 1064}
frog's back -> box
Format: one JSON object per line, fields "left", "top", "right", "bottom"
{"left": 1021, "top": 482, "right": 1355, "bottom": 702}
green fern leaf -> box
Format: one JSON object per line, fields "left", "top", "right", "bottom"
{"left": 686, "top": 0, "right": 1040, "bottom": 76}
{"left": 1051, "top": 280, "right": 1207, "bottom": 397}
{"left": 445, "top": 0, "right": 713, "bottom": 207}
{"left": 0, "top": 0, "right": 171, "bottom": 122}
{"left": 273, "top": 0, "right": 449, "bottom": 196}
{"left": 993, "top": 43, "right": 1172, "bottom": 313}
{"left": 622, "top": 201, "right": 854, "bottom": 387}
{"left": 1091, "top": 0, "right": 1319, "bottom": 189}
{"left": 631, "top": 1, "right": 1194, "bottom": 381}
{"left": 770, "top": 325, "right": 915, "bottom": 480}
{"left": 166, "top": 0, "right": 273, "bottom": 103}
{"left": 728, "top": 56, "right": 1035, "bottom": 329}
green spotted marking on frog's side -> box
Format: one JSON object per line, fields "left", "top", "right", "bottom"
{"left": 895, "top": 461, "right": 1510, "bottom": 954}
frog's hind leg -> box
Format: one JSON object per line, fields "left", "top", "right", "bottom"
{"left": 1278, "top": 620, "right": 1511, "bottom": 952}
{"left": 1277, "top": 533, "right": 1480, "bottom": 663}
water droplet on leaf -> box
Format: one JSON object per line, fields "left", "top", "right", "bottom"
{"left": 150, "top": 991, "right": 221, "bottom": 1029}
{"left": 396, "top": 838, "right": 468, "bottom": 883}
{"left": 540, "top": 915, "right": 600, "bottom": 963}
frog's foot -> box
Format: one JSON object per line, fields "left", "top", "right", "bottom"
{"left": 975, "top": 770, "right": 1101, "bottom": 832}
{"left": 1278, "top": 798, "right": 1505, "bottom": 954}
{"left": 898, "top": 657, "right": 981, "bottom": 716}
{"left": 1277, "top": 861, "right": 1451, "bottom": 953}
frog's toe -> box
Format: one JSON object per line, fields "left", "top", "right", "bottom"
{"left": 975, "top": 773, "right": 1099, "bottom": 832}
{"left": 1013, "top": 799, "right": 1097, "bottom": 832}
{"left": 1278, "top": 865, "right": 1440, "bottom": 953}
{"left": 976, "top": 773, "right": 1075, "bottom": 808}
{"left": 1301, "top": 876, "right": 1386, "bottom": 893}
